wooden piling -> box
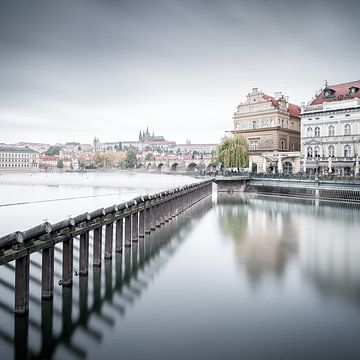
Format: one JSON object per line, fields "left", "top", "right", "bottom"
{"left": 115, "top": 218, "right": 123, "bottom": 252}
{"left": 145, "top": 207, "right": 151, "bottom": 234}
{"left": 15, "top": 255, "right": 30, "bottom": 314}
{"left": 132, "top": 212, "right": 138, "bottom": 242}
{"left": 138, "top": 210, "right": 145, "bottom": 237}
{"left": 79, "top": 232, "right": 89, "bottom": 276}
{"left": 105, "top": 222, "right": 113, "bottom": 259}
{"left": 125, "top": 216, "right": 131, "bottom": 247}
{"left": 42, "top": 246, "right": 54, "bottom": 299}
{"left": 93, "top": 227, "right": 102, "bottom": 267}
{"left": 62, "top": 238, "right": 73, "bottom": 286}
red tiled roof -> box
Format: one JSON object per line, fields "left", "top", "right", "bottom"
{"left": 310, "top": 80, "right": 360, "bottom": 105}
{"left": 262, "top": 94, "right": 301, "bottom": 117}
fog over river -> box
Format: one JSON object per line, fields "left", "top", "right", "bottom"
{"left": 0, "top": 172, "right": 360, "bottom": 360}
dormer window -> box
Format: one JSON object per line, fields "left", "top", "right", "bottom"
{"left": 349, "top": 86, "right": 359, "bottom": 95}
{"left": 323, "top": 88, "right": 335, "bottom": 98}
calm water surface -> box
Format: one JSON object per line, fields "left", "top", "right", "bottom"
{"left": 0, "top": 173, "right": 360, "bottom": 360}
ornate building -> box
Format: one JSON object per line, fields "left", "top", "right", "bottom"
{"left": 301, "top": 80, "right": 360, "bottom": 175}
{"left": 232, "top": 88, "right": 301, "bottom": 173}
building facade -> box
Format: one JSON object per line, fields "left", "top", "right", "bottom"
{"left": 232, "top": 88, "right": 301, "bottom": 173}
{"left": 301, "top": 81, "right": 360, "bottom": 175}
{"left": 0, "top": 146, "right": 39, "bottom": 170}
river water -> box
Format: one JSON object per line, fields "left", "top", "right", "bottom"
{"left": 0, "top": 172, "right": 360, "bottom": 360}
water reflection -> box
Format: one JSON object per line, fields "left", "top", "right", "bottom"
{"left": 0, "top": 197, "right": 212, "bottom": 360}
{"left": 217, "top": 193, "right": 360, "bottom": 306}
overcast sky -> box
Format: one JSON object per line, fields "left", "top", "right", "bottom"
{"left": 0, "top": 0, "right": 359, "bottom": 145}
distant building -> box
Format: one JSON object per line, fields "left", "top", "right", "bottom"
{"left": 175, "top": 143, "right": 217, "bottom": 155}
{"left": 232, "top": 88, "right": 301, "bottom": 173}
{"left": 93, "top": 136, "right": 100, "bottom": 152}
{"left": 0, "top": 146, "right": 39, "bottom": 170}
{"left": 301, "top": 80, "right": 360, "bottom": 175}
{"left": 138, "top": 127, "right": 165, "bottom": 142}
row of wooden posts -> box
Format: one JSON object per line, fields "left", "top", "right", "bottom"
{"left": 0, "top": 181, "right": 213, "bottom": 315}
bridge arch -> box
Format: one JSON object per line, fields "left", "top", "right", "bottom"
{"left": 187, "top": 162, "right": 198, "bottom": 172}
{"left": 157, "top": 163, "right": 164, "bottom": 171}
{"left": 146, "top": 162, "right": 154, "bottom": 171}
{"left": 170, "top": 163, "right": 179, "bottom": 171}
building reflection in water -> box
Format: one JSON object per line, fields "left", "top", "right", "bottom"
{"left": 217, "top": 193, "right": 360, "bottom": 306}
{"left": 0, "top": 197, "right": 212, "bottom": 360}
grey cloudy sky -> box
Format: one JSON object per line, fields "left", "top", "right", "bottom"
{"left": 0, "top": 0, "right": 359, "bottom": 144}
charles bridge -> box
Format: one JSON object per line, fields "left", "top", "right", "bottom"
{"left": 138, "top": 154, "right": 216, "bottom": 173}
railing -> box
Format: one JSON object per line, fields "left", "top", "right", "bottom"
{"left": 0, "top": 180, "right": 213, "bottom": 315}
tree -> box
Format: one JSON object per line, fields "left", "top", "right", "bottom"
{"left": 145, "top": 152, "right": 154, "bottom": 161}
{"left": 125, "top": 148, "right": 137, "bottom": 169}
{"left": 216, "top": 134, "right": 249, "bottom": 169}
{"left": 45, "top": 146, "right": 61, "bottom": 156}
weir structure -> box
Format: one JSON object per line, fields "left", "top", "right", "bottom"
{"left": 0, "top": 180, "right": 212, "bottom": 316}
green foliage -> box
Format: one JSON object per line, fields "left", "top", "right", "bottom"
{"left": 45, "top": 146, "right": 61, "bottom": 156}
{"left": 125, "top": 148, "right": 137, "bottom": 169}
{"left": 216, "top": 135, "right": 249, "bottom": 168}
{"left": 56, "top": 160, "right": 64, "bottom": 168}
{"left": 145, "top": 152, "right": 154, "bottom": 161}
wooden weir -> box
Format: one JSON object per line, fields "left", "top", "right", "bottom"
{"left": 0, "top": 180, "right": 213, "bottom": 315}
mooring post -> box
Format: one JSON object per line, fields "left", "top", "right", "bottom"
{"left": 79, "top": 231, "right": 89, "bottom": 276}
{"left": 139, "top": 209, "right": 145, "bottom": 237}
{"left": 42, "top": 246, "right": 54, "bottom": 299}
{"left": 105, "top": 222, "right": 113, "bottom": 259}
{"left": 62, "top": 238, "right": 73, "bottom": 286}
{"left": 15, "top": 255, "right": 30, "bottom": 315}
{"left": 115, "top": 218, "right": 123, "bottom": 252}
{"left": 125, "top": 215, "right": 131, "bottom": 247}
{"left": 132, "top": 211, "right": 139, "bottom": 242}
{"left": 93, "top": 226, "right": 102, "bottom": 267}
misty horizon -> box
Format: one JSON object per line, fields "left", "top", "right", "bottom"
{"left": 1, "top": 0, "right": 359, "bottom": 144}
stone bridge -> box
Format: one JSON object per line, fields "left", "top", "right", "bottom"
{"left": 138, "top": 157, "right": 217, "bottom": 172}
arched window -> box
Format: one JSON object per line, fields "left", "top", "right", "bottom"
{"left": 328, "top": 125, "right": 335, "bottom": 136}
{"left": 283, "top": 161, "right": 293, "bottom": 174}
{"left": 344, "top": 145, "right": 351, "bottom": 157}
{"left": 344, "top": 124, "right": 351, "bottom": 135}
{"left": 281, "top": 140, "right": 286, "bottom": 150}
{"left": 328, "top": 145, "right": 335, "bottom": 157}
{"left": 314, "top": 146, "right": 320, "bottom": 158}
{"left": 314, "top": 127, "right": 320, "bottom": 137}
{"left": 307, "top": 146, "right": 313, "bottom": 158}
{"left": 307, "top": 127, "right": 313, "bottom": 137}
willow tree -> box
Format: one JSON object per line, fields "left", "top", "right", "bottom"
{"left": 216, "top": 134, "right": 249, "bottom": 169}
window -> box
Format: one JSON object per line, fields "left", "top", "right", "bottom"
{"left": 252, "top": 121, "right": 257, "bottom": 129}
{"left": 307, "top": 146, "right": 313, "bottom": 158}
{"left": 344, "top": 145, "right": 351, "bottom": 157}
{"left": 328, "top": 125, "right": 335, "bottom": 136}
{"left": 328, "top": 145, "right": 335, "bottom": 157}
{"left": 344, "top": 124, "right": 351, "bottom": 135}
{"left": 281, "top": 140, "right": 286, "bottom": 150}
{"left": 314, "top": 146, "right": 320, "bottom": 158}
{"left": 314, "top": 127, "right": 320, "bottom": 137}
{"left": 307, "top": 127, "right": 313, "bottom": 137}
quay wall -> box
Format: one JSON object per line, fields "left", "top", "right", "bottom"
{"left": 246, "top": 178, "right": 360, "bottom": 202}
